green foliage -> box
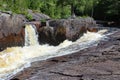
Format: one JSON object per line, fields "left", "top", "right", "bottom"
{"left": 0, "top": 0, "right": 119, "bottom": 20}
{"left": 26, "top": 14, "right": 33, "bottom": 21}
{"left": 94, "top": 0, "right": 120, "bottom": 20}
{"left": 40, "top": 19, "right": 46, "bottom": 22}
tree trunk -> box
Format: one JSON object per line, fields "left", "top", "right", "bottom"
{"left": 71, "top": 4, "right": 76, "bottom": 18}
{"left": 61, "top": 4, "right": 64, "bottom": 18}
{"left": 91, "top": 7, "right": 94, "bottom": 17}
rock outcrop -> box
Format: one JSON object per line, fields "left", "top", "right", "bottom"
{"left": 0, "top": 12, "right": 26, "bottom": 51}
{"left": 0, "top": 11, "right": 98, "bottom": 50}
{"left": 38, "top": 18, "right": 98, "bottom": 45}
{"left": 0, "top": 10, "right": 50, "bottom": 51}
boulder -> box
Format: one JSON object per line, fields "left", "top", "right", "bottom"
{"left": 49, "top": 18, "right": 97, "bottom": 40}
{"left": 28, "top": 10, "right": 50, "bottom": 21}
{"left": 0, "top": 12, "right": 26, "bottom": 51}
{"left": 38, "top": 26, "right": 55, "bottom": 45}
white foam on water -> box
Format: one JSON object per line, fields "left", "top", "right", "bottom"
{"left": 0, "top": 25, "right": 107, "bottom": 80}
{"left": 25, "top": 24, "right": 39, "bottom": 46}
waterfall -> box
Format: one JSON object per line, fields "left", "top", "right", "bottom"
{"left": 25, "top": 24, "right": 39, "bottom": 46}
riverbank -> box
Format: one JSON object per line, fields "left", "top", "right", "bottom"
{"left": 11, "top": 28, "right": 120, "bottom": 80}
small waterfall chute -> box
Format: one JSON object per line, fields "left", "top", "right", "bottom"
{"left": 46, "top": 20, "right": 49, "bottom": 26}
{"left": 25, "top": 24, "right": 39, "bottom": 46}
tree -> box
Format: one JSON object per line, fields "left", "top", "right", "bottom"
{"left": 0, "top": 0, "right": 119, "bottom": 20}
{"left": 94, "top": 0, "right": 120, "bottom": 21}
{"left": 57, "top": 0, "right": 80, "bottom": 18}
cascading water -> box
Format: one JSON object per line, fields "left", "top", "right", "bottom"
{"left": 25, "top": 24, "right": 39, "bottom": 46}
{"left": 46, "top": 21, "right": 49, "bottom": 26}
{"left": 0, "top": 24, "right": 108, "bottom": 80}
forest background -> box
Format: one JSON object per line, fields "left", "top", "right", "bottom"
{"left": 0, "top": 0, "right": 119, "bottom": 21}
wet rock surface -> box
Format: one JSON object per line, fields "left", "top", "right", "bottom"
{"left": 12, "top": 30, "right": 120, "bottom": 80}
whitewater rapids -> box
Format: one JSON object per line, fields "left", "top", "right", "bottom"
{"left": 0, "top": 24, "right": 107, "bottom": 80}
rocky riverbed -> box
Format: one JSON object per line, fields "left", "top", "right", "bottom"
{"left": 10, "top": 29, "right": 120, "bottom": 80}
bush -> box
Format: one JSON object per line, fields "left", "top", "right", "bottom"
{"left": 26, "top": 14, "right": 33, "bottom": 21}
